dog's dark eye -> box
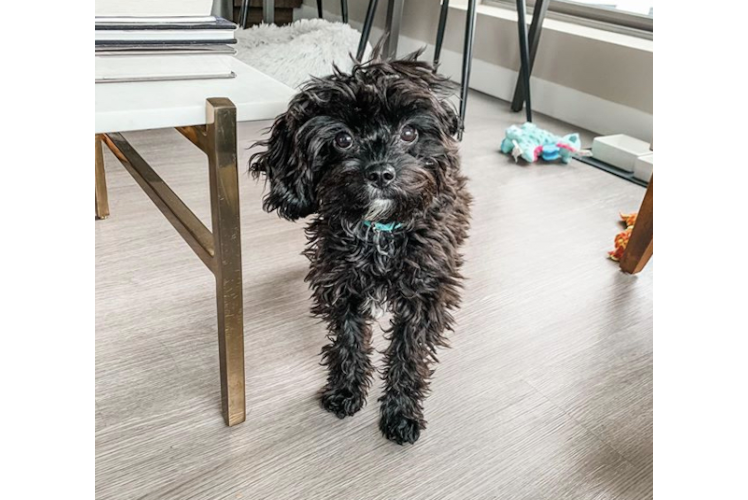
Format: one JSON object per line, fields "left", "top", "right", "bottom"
{"left": 400, "top": 125, "right": 418, "bottom": 143}
{"left": 334, "top": 132, "right": 353, "bottom": 150}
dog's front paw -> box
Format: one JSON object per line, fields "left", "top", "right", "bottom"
{"left": 319, "top": 386, "right": 367, "bottom": 419}
{"left": 379, "top": 413, "right": 423, "bottom": 445}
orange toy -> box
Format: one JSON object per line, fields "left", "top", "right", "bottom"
{"left": 608, "top": 212, "right": 638, "bottom": 262}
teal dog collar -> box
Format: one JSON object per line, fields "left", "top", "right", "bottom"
{"left": 363, "top": 220, "right": 402, "bottom": 232}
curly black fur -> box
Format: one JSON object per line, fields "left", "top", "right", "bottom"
{"left": 250, "top": 52, "right": 471, "bottom": 444}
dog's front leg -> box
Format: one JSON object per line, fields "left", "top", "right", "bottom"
{"left": 318, "top": 298, "right": 374, "bottom": 418}
{"left": 379, "top": 292, "right": 450, "bottom": 444}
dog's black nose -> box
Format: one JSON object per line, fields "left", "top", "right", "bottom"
{"left": 365, "top": 164, "right": 396, "bottom": 188}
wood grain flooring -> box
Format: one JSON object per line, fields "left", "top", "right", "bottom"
{"left": 96, "top": 91, "right": 653, "bottom": 500}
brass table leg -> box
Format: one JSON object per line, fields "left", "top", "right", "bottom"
{"left": 100, "top": 98, "right": 246, "bottom": 426}
{"left": 621, "top": 177, "right": 653, "bottom": 274}
{"left": 95, "top": 134, "right": 110, "bottom": 220}
{"left": 206, "top": 98, "right": 246, "bottom": 426}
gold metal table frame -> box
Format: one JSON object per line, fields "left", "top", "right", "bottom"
{"left": 95, "top": 98, "right": 246, "bottom": 426}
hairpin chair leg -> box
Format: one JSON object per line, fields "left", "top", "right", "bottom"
{"left": 239, "top": 0, "right": 249, "bottom": 28}
{"left": 515, "top": 0, "right": 533, "bottom": 122}
{"left": 511, "top": 0, "right": 547, "bottom": 114}
{"left": 317, "top": 0, "right": 324, "bottom": 18}
{"left": 458, "top": 0, "right": 478, "bottom": 141}
{"left": 357, "top": 0, "right": 379, "bottom": 61}
{"left": 95, "top": 134, "right": 109, "bottom": 220}
{"left": 341, "top": 0, "right": 348, "bottom": 23}
{"left": 434, "top": 0, "right": 450, "bottom": 70}
{"left": 383, "top": 0, "right": 404, "bottom": 59}
{"left": 621, "top": 177, "right": 653, "bottom": 274}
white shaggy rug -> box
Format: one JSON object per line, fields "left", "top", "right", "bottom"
{"left": 234, "top": 19, "right": 371, "bottom": 89}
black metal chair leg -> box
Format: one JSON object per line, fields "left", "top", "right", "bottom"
{"left": 239, "top": 0, "right": 249, "bottom": 28}
{"left": 434, "top": 0, "right": 450, "bottom": 70}
{"left": 458, "top": 0, "right": 478, "bottom": 140}
{"left": 341, "top": 0, "right": 348, "bottom": 23}
{"left": 511, "top": 0, "right": 548, "bottom": 113}
{"left": 317, "top": 0, "right": 324, "bottom": 18}
{"left": 515, "top": 0, "right": 533, "bottom": 122}
{"left": 357, "top": 0, "right": 379, "bottom": 61}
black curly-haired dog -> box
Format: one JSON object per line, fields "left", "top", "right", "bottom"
{"left": 250, "top": 52, "right": 471, "bottom": 444}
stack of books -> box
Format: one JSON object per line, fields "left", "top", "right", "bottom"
{"left": 95, "top": 0, "right": 238, "bottom": 84}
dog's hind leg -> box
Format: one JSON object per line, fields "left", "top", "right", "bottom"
{"left": 318, "top": 298, "right": 375, "bottom": 419}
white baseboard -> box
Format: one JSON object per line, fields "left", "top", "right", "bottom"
{"left": 294, "top": 5, "right": 653, "bottom": 141}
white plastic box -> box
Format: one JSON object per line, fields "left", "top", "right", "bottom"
{"left": 634, "top": 153, "right": 653, "bottom": 182}
{"left": 592, "top": 134, "right": 652, "bottom": 172}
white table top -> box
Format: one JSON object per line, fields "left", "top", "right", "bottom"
{"left": 95, "top": 57, "right": 294, "bottom": 134}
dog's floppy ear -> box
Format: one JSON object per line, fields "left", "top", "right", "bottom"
{"left": 250, "top": 98, "right": 316, "bottom": 221}
{"left": 439, "top": 96, "right": 460, "bottom": 137}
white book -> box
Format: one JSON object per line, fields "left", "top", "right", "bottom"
{"left": 95, "top": 54, "right": 235, "bottom": 83}
{"left": 95, "top": 16, "right": 217, "bottom": 25}
{"left": 95, "top": 0, "right": 214, "bottom": 17}
{"left": 95, "top": 30, "right": 235, "bottom": 43}
{"left": 96, "top": 45, "right": 237, "bottom": 56}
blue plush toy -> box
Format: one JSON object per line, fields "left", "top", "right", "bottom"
{"left": 500, "top": 122, "right": 581, "bottom": 164}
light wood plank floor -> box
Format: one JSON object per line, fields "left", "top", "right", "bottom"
{"left": 96, "top": 91, "right": 653, "bottom": 500}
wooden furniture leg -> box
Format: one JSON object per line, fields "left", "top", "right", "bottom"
{"left": 95, "top": 134, "right": 110, "bottom": 220}
{"left": 621, "top": 177, "right": 653, "bottom": 274}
